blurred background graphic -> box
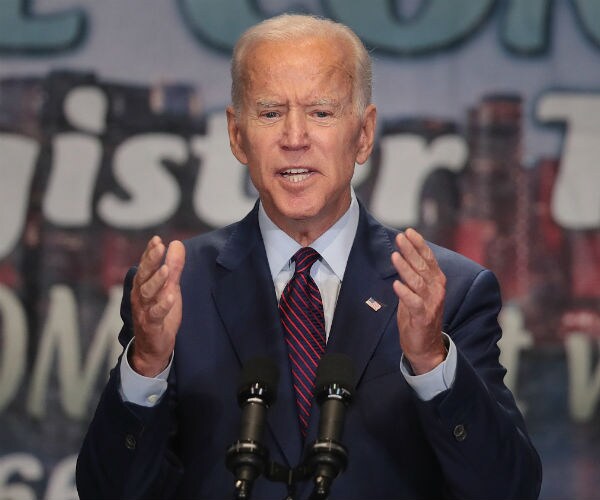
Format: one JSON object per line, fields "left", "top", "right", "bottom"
{"left": 1, "top": 1, "right": 599, "bottom": 498}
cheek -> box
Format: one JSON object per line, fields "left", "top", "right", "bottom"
{"left": 246, "top": 158, "right": 272, "bottom": 191}
{"left": 329, "top": 136, "right": 360, "bottom": 167}
{"left": 244, "top": 131, "right": 276, "bottom": 159}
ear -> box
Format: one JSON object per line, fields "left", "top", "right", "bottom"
{"left": 355, "top": 104, "right": 377, "bottom": 165}
{"left": 226, "top": 106, "right": 249, "bottom": 165}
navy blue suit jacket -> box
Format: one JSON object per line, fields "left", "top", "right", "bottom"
{"left": 77, "top": 203, "right": 541, "bottom": 499}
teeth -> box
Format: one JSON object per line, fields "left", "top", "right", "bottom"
{"left": 281, "top": 168, "right": 311, "bottom": 183}
{"left": 287, "top": 173, "right": 309, "bottom": 183}
{"left": 282, "top": 168, "right": 309, "bottom": 174}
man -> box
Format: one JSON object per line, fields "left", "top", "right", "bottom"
{"left": 77, "top": 14, "right": 542, "bottom": 499}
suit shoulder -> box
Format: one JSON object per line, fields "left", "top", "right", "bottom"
{"left": 183, "top": 224, "right": 233, "bottom": 253}
{"left": 429, "top": 242, "right": 487, "bottom": 277}
{"left": 377, "top": 221, "right": 487, "bottom": 278}
{"left": 179, "top": 221, "right": 239, "bottom": 272}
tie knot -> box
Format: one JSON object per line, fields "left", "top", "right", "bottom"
{"left": 292, "top": 247, "right": 320, "bottom": 275}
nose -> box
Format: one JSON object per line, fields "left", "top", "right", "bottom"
{"left": 280, "top": 109, "right": 310, "bottom": 151}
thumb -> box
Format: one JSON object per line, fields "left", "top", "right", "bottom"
{"left": 165, "top": 240, "right": 185, "bottom": 286}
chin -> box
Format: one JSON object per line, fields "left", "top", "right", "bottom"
{"left": 284, "top": 208, "right": 319, "bottom": 223}
{"left": 285, "top": 198, "right": 322, "bottom": 217}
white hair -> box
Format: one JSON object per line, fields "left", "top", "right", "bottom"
{"left": 231, "top": 14, "right": 372, "bottom": 115}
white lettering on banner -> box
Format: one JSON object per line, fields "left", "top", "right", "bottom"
{"left": 26, "top": 285, "right": 123, "bottom": 419}
{"left": 536, "top": 92, "right": 600, "bottom": 229}
{"left": 44, "top": 455, "right": 77, "bottom": 500}
{"left": 191, "top": 114, "right": 256, "bottom": 227}
{"left": 564, "top": 333, "right": 600, "bottom": 422}
{"left": 0, "top": 135, "right": 39, "bottom": 259}
{"left": 43, "top": 85, "right": 104, "bottom": 227}
{"left": 0, "top": 454, "right": 77, "bottom": 500}
{"left": 2, "top": 89, "right": 600, "bottom": 257}
{"left": 370, "top": 134, "right": 467, "bottom": 228}
{"left": 0, "top": 285, "right": 27, "bottom": 413}
{"left": 0, "top": 454, "right": 43, "bottom": 500}
{"left": 43, "top": 134, "right": 102, "bottom": 226}
{"left": 97, "top": 134, "right": 186, "bottom": 228}
{"left": 63, "top": 86, "right": 107, "bottom": 135}
{"left": 498, "top": 305, "right": 534, "bottom": 413}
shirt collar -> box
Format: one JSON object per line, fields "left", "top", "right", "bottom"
{"left": 258, "top": 190, "right": 360, "bottom": 281}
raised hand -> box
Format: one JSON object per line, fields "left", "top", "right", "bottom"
{"left": 391, "top": 228, "right": 447, "bottom": 375}
{"left": 129, "top": 236, "right": 186, "bottom": 377}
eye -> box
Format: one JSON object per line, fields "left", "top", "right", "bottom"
{"left": 313, "top": 110, "right": 331, "bottom": 119}
{"left": 262, "top": 111, "right": 280, "bottom": 119}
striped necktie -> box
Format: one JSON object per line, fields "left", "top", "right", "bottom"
{"left": 279, "top": 247, "right": 326, "bottom": 438}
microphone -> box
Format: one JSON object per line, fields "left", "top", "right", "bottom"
{"left": 308, "top": 353, "right": 355, "bottom": 500}
{"left": 226, "top": 357, "right": 279, "bottom": 500}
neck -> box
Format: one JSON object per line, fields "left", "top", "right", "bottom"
{"left": 265, "top": 198, "right": 352, "bottom": 247}
{"left": 269, "top": 216, "right": 332, "bottom": 246}
{"left": 287, "top": 223, "right": 328, "bottom": 247}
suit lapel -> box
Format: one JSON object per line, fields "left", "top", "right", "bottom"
{"left": 305, "top": 205, "right": 399, "bottom": 440}
{"left": 212, "top": 206, "right": 303, "bottom": 466}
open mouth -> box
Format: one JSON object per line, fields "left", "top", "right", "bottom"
{"left": 279, "top": 168, "right": 314, "bottom": 183}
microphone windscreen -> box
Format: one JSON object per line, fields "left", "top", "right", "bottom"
{"left": 314, "top": 353, "right": 355, "bottom": 396}
{"left": 238, "top": 356, "right": 280, "bottom": 399}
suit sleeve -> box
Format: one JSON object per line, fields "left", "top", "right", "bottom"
{"left": 412, "top": 269, "right": 542, "bottom": 500}
{"left": 76, "top": 268, "right": 182, "bottom": 500}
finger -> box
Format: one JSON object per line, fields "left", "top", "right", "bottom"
{"left": 392, "top": 279, "right": 424, "bottom": 312}
{"left": 396, "top": 230, "right": 443, "bottom": 281}
{"left": 395, "top": 231, "right": 429, "bottom": 276}
{"left": 147, "top": 292, "right": 176, "bottom": 323}
{"left": 403, "top": 230, "right": 447, "bottom": 293}
{"left": 138, "top": 264, "right": 169, "bottom": 304}
{"left": 138, "top": 235, "right": 162, "bottom": 268}
{"left": 404, "top": 228, "right": 440, "bottom": 271}
{"left": 136, "top": 237, "right": 166, "bottom": 285}
{"left": 391, "top": 251, "right": 427, "bottom": 297}
{"left": 165, "top": 240, "right": 186, "bottom": 287}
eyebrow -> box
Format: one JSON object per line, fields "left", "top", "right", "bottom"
{"left": 309, "top": 98, "right": 340, "bottom": 107}
{"left": 256, "top": 100, "right": 282, "bottom": 108}
{"left": 255, "top": 98, "right": 341, "bottom": 108}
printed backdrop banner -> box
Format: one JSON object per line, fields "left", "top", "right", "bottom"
{"left": 1, "top": 1, "right": 600, "bottom": 499}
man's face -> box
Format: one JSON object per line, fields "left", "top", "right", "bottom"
{"left": 227, "top": 36, "right": 376, "bottom": 240}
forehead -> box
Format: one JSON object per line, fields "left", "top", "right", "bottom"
{"left": 242, "top": 36, "right": 354, "bottom": 99}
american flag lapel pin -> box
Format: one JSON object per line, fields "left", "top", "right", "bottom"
{"left": 365, "top": 297, "right": 382, "bottom": 311}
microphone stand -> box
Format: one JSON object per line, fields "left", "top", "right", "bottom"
{"left": 306, "top": 439, "right": 348, "bottom": 500}
{"left": 226, "top": 358, "right": 279, "bottom": 500}
{"left": 226, "top": 438, "right": 268, "bottom": 500}
{"left": 227, "top": 354, "right": 354, "bottom": 500}
{"left": 258, "top": 434, "right": 348, "bottom": 500}
{"left": 228, "top": 425, "right": 349, "bottom": 500}
{"left": 226, "top": 393, "right": 270, "bottom": 500}
{"left": 306, "top": 353, "right": 355, "bottom": 500}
